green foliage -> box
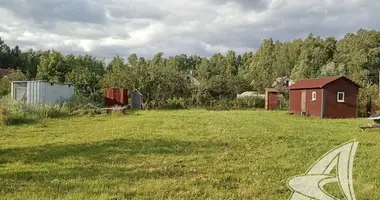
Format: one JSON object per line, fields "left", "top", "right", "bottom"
{"left": 277, "top": 93, "right": 289, "bottom": 110}
{"left": 36, "top": 51, "right": 68, "bottom": 83}
{"left": 0, "top": 69, "right": 27, "bottom": 96}
{"left": 0, "top": 104, "right": 9, "bottom": 128}
{"left": 65, "top": 54, "right": 106, "bottom": 102}
{"left": 207, "top": 96, "right": 265, "bottom": 111}
{"left": 162, "top": 98, "right": 187, "bottom": 110}
{"left": 249, "top": 38, "right": 276, "bottom": 92}
{"left": 233, "top": 96, "right": 265, "bottom": 109}
{"left": 70, "top": 108, "right": 105, "bottom": 117}
{"left": 358, "top": 83, "right": 378, "bottom": 117}
{"left": 0, "top": 97, "right": 70, "bottom": 126}
{"left": 2, "top": 29, "right": 380, "bottom": 110}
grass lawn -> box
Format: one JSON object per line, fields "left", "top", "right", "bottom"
{"left": 0, "top": 109, "right": 379, "bottom": 199}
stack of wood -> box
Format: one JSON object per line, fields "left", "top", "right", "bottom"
{"left": 87, "top": 103, "right": 127, "bottom": 114}
{"left": 360, "top": 112, "right": 380, "bottom": 130}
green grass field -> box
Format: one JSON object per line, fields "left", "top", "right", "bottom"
{"left": 1, "top": 109, "right": 379, "bottom": 199}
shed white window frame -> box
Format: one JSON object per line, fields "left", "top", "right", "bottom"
{"left": 337, "top": 92, "right": 345, "bottom": 102}
{"left": 311, "top": 91, "right": 316, "bottom": 101}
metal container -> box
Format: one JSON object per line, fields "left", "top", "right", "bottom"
{"left": 104, "top": 88, "right": 128, "bottom": 107}
{"left": 11, "top": 81, "right": 74, "bottom": 106}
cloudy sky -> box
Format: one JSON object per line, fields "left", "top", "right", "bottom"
{"left": 0, "top": 0, "right": 379, "bottom": 60}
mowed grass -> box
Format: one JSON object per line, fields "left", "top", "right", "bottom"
{"left": 0, "top": 109, "right": 379, "bottom": 200}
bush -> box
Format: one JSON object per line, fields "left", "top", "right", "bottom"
{"left": 162, "top": 98, "right": 187, "bottom": 110}
{"left": 206, "top": 96, "right": 266, "bottom": 111}
{"left": 0, "top": 70, "right": 26, "bottom": 96}
{"left": 0, "top": 97, "right": 71, "bottom": 126}
{"left": 233, "top": 96, "right": 265, "bottom": 109}
{"left": 358, "top": 84, "right": 378, "bottom": 117}
{"left": 145, "top": 98, "right": 188, "bottom": 110}
{"left": 0, "top": 105, "right": 9, "bottom": 128}
{"left": 277, "top": 94, "right": 289, "bottom": 110}
{"left": 207, "top": 99, "right": 234, "bottom": 111}
{"left": 69, "top": 103, "right": 106, "bottom": 117}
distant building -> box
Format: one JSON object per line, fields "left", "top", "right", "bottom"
{"left": 237, "top": 91, "right": 265, "bottom": 98}
{"left": 104, "top": 88, "right": 128, "bottom": 107}
{"left": 288, "top": 76, "right": 360, "bottom": 119}
{"left": 272, "top": 76, "right": 294, "bottom": 90}
{"left": 264, "top": 76, "right": 293, "bottom": 110}
{"left": 265, "top": 88, "right": 279, "bottom": 110}
{"left": 0, "top": 69, "right": 11, "bottom": 78}
{"left": 11, "top": 81, "right": 74, "bottom": 106}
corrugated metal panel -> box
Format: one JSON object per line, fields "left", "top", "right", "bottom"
{"left": 11, "top": 81, "right": 74, "bottom": 106}
{"left": 27, "top": 81, "right": 44, "bottom": 106}
{"left": 104, "top": 88, "right": 128, "bottom": 107}
{"left": 44, "top": 82, "right": 74, "bottom": 105}
{"left": 11, "top": 82, "right": 27, "bottom": 101}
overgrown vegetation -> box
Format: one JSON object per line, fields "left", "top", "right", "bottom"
{"left": 2, "top": 29, "right": 380, "bottom": 115}
{"left": 0, "top": 69, "right": 27, "bottom": 96}
{"left": 0, "top": 97, "right": 70, "bottom": 126}
{"left": 207, "top": 96, "right": 265, "bottom": 110}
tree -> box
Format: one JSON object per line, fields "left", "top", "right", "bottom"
{"left": 0, "top": 69, "right": 26, "bottom": 96}
{"left": 248, "top": 38, "right": 276, "bottom": 92}
{"left": 36, "top": 50, "right": 68, "bottom": 83}
{"left": 100, "top": 56, "right": 133, "bottom": 89}
{"left": 66, "top": 54, "right": 106, "bottom": 102}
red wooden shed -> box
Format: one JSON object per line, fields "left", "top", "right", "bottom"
{"left": 287, "top": 76, "right": 360, "bottom": 119}
{"left": 104, "top": 88, "right": 128, "bottom": 107}
{"left": 265, "top": 88, "right": 279, "bottom": 110}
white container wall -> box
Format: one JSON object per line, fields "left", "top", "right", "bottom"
{"left": 11, "top": 81, "right": 74, "bottom": 106}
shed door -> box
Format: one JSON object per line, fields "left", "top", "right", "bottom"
{"left": 301, "top": 90, "right": 307, "bottom": 112}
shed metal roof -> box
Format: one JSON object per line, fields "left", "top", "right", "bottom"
{"left": 287, "top": 76, "right": 360, "bottom": 90}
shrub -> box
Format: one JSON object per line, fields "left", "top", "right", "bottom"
{"left": 207, "top": 99, "right": 234, "bottom": 111}
{"left": 277, "top": 94, "right": 289, "bottom": 110}
{"left": 0, "top": 97, "right": 71, "bottom": 126}
{"left": 0, "top": 105, "right": 9, "bottom": 128}
{"left": 233, "top": 96, "right": 265, "bottom": 109}
{"left": 162, "top": 98, "right": 187, "bottom": 110}
{"left": 69, "top": 103, "right": 106, "bottom": 117}
{"left": 358, "top": 84, "right": 378, "bottom": 117}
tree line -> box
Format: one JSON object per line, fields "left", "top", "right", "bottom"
{"left": 1, "top": 28, "right": 379, "bottom": 114}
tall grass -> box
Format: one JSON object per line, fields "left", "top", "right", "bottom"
{"left": 0, "top": 96, "right": 70, "bottom": 127}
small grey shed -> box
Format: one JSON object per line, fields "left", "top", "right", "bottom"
{"left": 130, "top": 89, "right": 143, "bottom": 109}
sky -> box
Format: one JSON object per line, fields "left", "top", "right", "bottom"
{"left": 0, "top": 0, "right": 379, "bottom": 60}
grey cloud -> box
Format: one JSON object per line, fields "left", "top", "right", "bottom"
{"left": 89, "top": 36, "right": 214, "bottom": 61}
{"left": 0, "top": 26, "right": 9, "bottom": 33}
{"left": 207, "top": 0, "right": 269, "bottom": 11}
{"left": 1, "top": 0, "right": 380, "bottom": 61}
{"left": 107, "top": 4, "right": 167, "bottom": 20}
{"left": 202, "top": 26, "right": 263, "bottom": 49}
{"left": 5, "top": 39, "right": 40, "bottom": 49}
{"left": 44, "top": 22, "right": 131, "bottom": 40}
{"left": 0, "top": 0, "right": 107, "bottom": 24}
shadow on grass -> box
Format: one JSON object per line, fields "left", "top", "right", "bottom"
{"left": 6, "top": 117, "right": 39, "bottom": 126}
{"left": 0, "top": 138, "right": 229, "bottom": 197}
{"left": 0, "top": 138, "right": 229, "bottom": 164}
